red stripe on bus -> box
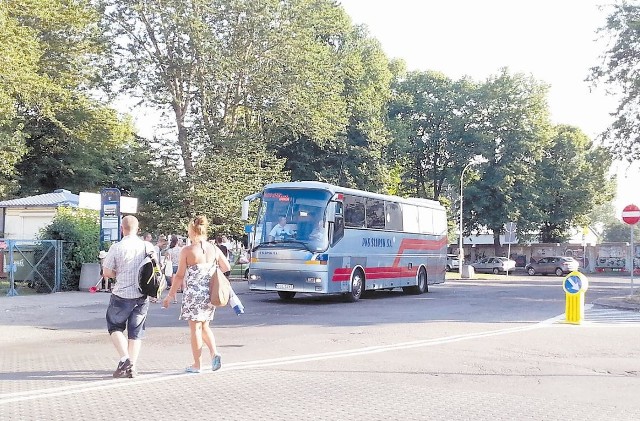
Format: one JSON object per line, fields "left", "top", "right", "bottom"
{"left": 332, "top": 266, "right": 416, "bottom": 282}
{"left": 331, "top": 236, "right": 447, "bottom": 282}
{"left": 392, "top": 237, "right": 448, "bottom": 267}
{"left": 331, "top": 266, "right": 443, "bottom": 282}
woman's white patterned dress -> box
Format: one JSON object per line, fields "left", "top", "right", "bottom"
{"left": 179, "top": 263, "right": 217, "bottom": 321}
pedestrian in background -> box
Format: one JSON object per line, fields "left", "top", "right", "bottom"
{"left": 102, "top": 215, "right": 156, "bottom": 378}
{"left": 98, "top": 250, "right": 113, "bottom": 292}
{"left": 214, "top": 235, "right": 232, "bottom": 277}
{"left": 149, "top": 234, "right": 169, "bottom": 303}
{"left": 162, "top": 215, "right": 231, "bottom": 373}
{"left": 167, "top": 234, "right": 183, "bottom": 299}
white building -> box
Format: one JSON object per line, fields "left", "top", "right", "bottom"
{"left": 0, "top": 189, "right": 79, "bottom": 239}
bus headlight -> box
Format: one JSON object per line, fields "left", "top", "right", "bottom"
{"left": 249, "top": 274, "right": 260, "bottom": 281}
{"left": 306, "top": 277, "right": 322, "bottom": 283}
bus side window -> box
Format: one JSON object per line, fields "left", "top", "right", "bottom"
{"left": 365, "top": 198, "right": 385, "bottom": 229}
{"left": 344, "top": 195, "right": 365, "bottom": 228}
{"left": 385, "top": 202, "right": 403, "bottom": 231}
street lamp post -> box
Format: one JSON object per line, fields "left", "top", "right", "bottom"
{"left": 459, "top": 156, "right": 487, "bottom": 277}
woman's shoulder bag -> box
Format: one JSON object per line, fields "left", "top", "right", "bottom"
{"left": 209, "top": 258, "right": 231, "bottom": 306}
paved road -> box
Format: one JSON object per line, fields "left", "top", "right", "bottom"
{"left": 1, "top": 274, "right": 639, "bottom": 420}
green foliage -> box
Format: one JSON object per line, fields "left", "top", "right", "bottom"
{"left": 587, "top": 201, "right": 619, "bottom": 234}
{"left": 15, "top": 102, "right": 136, "bottom": 196}
{"left": 191, "top": 133, "right": 289, "bottom": 237}
{"left": 387, "top": 70, "right": 485, "bottom": 199}
{"left": 589, "top": 2, "right": 640, "bottom": 160}
{"left": 530, "top": 125, "right": 614, "bottom": 242}
{"left": 0, "top": 0, "right": 619, "bottom": 252}
{"left": 0, "top": 0, "right": 129, "bottom": 199}
{"left": 274, "top": 21, "right": 395, "bottom": 191}
{"left": 38, "top": 207, "right": 100, "bottom": 291}
{"left": 464, "top": 69, "right": 553, "bottom": 248}
{"left": 603, "top": 220, "right": 640, "bottom": 243}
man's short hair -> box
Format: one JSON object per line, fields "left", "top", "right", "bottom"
{"left": 123, "top": 215, "right": 140, "bottom": 233}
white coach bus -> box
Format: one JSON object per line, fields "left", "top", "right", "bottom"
{"left": 241, "top": 181, "right": 448, "bottom": 302}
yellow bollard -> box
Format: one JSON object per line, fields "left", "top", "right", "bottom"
{"left": 563, "top": 271, "right": 588, "bottom": 324}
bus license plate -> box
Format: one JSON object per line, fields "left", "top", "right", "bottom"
{"left": 275, "top": 283, "right": 294, "bottom": 290}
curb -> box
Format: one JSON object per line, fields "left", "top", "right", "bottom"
{"left": 592, "top": 297, "right": 640, "bottom": 312}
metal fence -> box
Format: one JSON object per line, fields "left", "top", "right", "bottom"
{"left": 1, "top": 239, "right": 63, "bottom": 296}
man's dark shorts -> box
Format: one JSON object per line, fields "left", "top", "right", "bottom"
{"left": 106, "top": 294, "right": 149, "bottom": 339}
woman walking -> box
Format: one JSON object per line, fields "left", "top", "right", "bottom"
{"left": 162, "top": 216, "right": 231, "bottom": 373}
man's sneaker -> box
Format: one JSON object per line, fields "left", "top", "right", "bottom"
{"left": 126, "top": 367, "right": 137, "bottom": 378}
{"left": 212, "top": 355, "right": 222, "bottom": 371}
{"left": 113, "top": 358, "right": 133, "bottom": 378}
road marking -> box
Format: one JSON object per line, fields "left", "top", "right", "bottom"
{"left": 0, "top": 312, "right": 566, "bottom": 404}
{"left": 582, "top": 306, "right": 640, "bottom": 326}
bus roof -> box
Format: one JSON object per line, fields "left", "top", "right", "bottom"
{"left": 259, "top": 181, "right": 444, "bottom": 210}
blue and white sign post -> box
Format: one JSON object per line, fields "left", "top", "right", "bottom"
{"left": 563, "top": 271, "right": 588, "bottom": 324}
{"left": 100, "top": 188, "right": 121, "bottom": 251}
{"left": 504, "top": 222, "right": 516, "bottom": 276}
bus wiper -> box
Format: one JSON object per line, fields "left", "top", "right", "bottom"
{"left": 252, "top": 241, "right": 278, "bottom": 251}
{"left": 252, "top": 240, "right": 312, "bottom": 252}
{"left": 280, "top": 240, "right": 313, "bottom": 252}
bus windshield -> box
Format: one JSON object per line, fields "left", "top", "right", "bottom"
{"left": 254, "top": 188, "right": 331, "bottom": 251}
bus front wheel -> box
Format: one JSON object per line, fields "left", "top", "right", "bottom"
{"left": 344, "top": 270, "right": 364, "bottom": 302}
{"left": 277, "top": 291, "right": 296, "bottom": 301}
{"left": 403, "top": 267, "right": 427, "bottom": 295}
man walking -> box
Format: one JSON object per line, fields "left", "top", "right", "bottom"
{"left": 102, "top": 215, "right": 155, "bottom": 378}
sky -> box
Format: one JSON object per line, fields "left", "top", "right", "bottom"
{"left": 338, "top": 0, "right": 635, "bottom": 216}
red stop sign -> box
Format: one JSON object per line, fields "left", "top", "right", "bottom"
{"left": 622, "top": 204, "right": 640, "bottom": 225}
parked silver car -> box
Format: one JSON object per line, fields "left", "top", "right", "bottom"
{"left": 525, "top": 256, "right": 579, "bottom": 276}
{"left": 471, "top": 257, "right": 516, "bottom": 274}
{"left": 446, "top": 254, "right": 460, "bottom": 272}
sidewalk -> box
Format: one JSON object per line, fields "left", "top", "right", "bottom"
{"left": 592, "top": 294, "right": 640, "bottom": 311}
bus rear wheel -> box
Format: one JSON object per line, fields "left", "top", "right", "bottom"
{"left": 277, "top": 291, "right": 296, "bottom": 301}
{"left": 344, "top": 269, "right": 364, "bottom": 302}
{"left": 403, "top": 267, "right": 427, "bottom": 295}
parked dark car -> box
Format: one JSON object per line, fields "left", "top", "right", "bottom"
{"left": 526, "top": 256, "right": 579, "bottom": 276}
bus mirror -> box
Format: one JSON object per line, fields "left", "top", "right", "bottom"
{"left": 326, "top": 202, "right": 336, "bottom": 221}
{"left": 241, "top": 200, "right": 249, "bottom": 220}
{"left": 241, "top": 192, "right": 261, "bottom": 220}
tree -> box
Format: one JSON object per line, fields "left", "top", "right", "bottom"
{"left": 275, "top": 25, "right": 394, "bottom": 191}
{"left": 464, "top": 69, "right": 552, "bottom": 253}
{"left": 99, "top": 0, "right": 200, "bottom": 178}
{"left": 529, "top": 125, "right": 615, "bottom": 243}
{"left": 192, "top": 132, "right": 289, "bottom": 236}
{"left": 100, "top": 0, "right": 398, "bottom": 236}
{"left": 1, "top": 0, "right": 135, "bottom": 199}
{"left": 603, "top": 220, "right": 640, "bottom": 243}
{"left": 589, "top": 2, "right": 640, "bottom": 160}
{"left": 387, "top": 70, "right": 485, "bottom": 199}
{"left": 0, "top": 0, "right": 107, "bottom": 197}
{"left": 587, "top": 200, "right": 618, "bottom": 240}
{"left": 15, "top": 103, "right": 135, "bottom": 196}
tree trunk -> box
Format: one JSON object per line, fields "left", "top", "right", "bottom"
{"left": 172, "top": 102, "right": 194, "bottom": 178}
{"left": 493, "top": 229, "right": 502, "bottom": 256}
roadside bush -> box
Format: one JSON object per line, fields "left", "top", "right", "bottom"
{"left": 38, "top": 207, "right": 99, "bottom": 291}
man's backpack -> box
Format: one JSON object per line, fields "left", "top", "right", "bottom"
{"left": 138, "top": 244, "right": 167, "bottom": 299}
